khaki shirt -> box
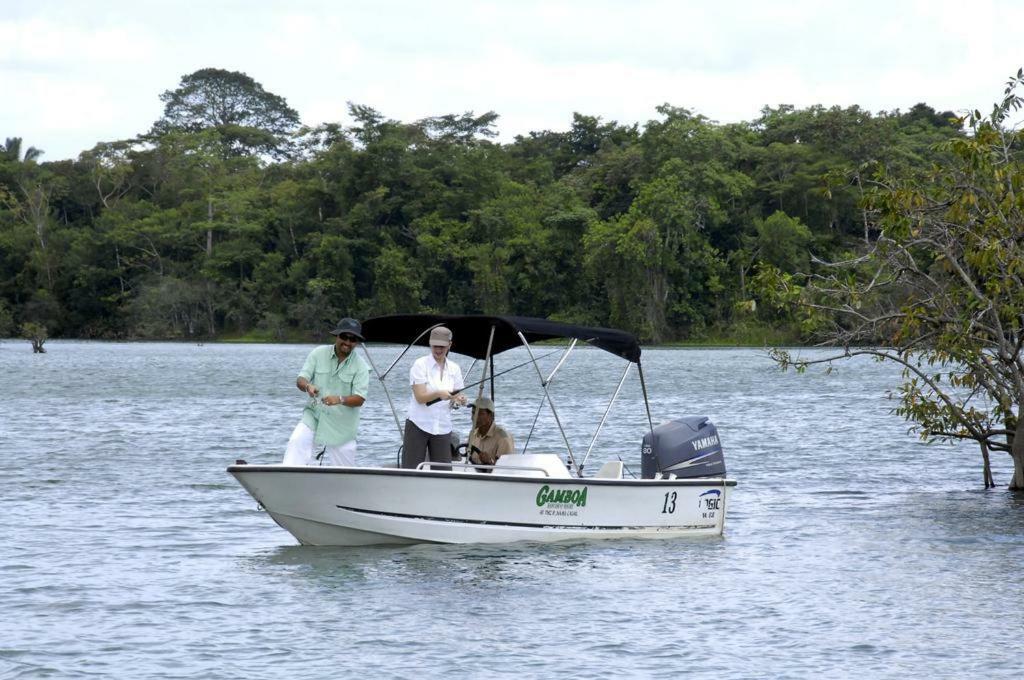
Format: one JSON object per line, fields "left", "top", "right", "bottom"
{"left": 468, "top": 422, "right": 514, "bottom": 466}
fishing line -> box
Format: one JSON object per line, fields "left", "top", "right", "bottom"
{"left": 424, "top": 348, "right": 563, "bottom": 406}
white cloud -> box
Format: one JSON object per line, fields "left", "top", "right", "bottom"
{"left": 2, "top": 0, "right": 1023, "bottom": 160}
{"left": 0, "top": 16, "right": 155, "bottom": 65}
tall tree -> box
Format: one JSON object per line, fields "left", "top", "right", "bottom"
{"left": 1, "top": 137, "right": 43, "bottom": 163}
{"left": 0, "top": 140, "right": 60, "bottom": 298}
{"left": 150, "top": 68, "right": 300, "bottom": 158}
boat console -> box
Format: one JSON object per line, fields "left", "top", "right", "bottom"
{"left": 494, "top": 453, "right": 571, "bottom": 478}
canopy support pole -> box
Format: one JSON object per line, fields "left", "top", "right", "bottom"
{"left": 489, "top": 354, "right": 495, "bottom": 401}
{"left": 545, "top": 339, "right": 577, "bottom": 383}
{"left": 471, "top": 325, "right": 497, "bottom": 435}
{"left": 520, "top": 339, "right": 575, "bottom": 456}
{"left": 378, "top": 323, "right": 445, "bottom": 380}
{"left": 476, "top": 325, "right": 496, "bottom": 403}
{"left": 360, "top": 345, "right": 404, "bottom": 441}
{"left": 581, "top": 362, "right": 631, "bottom": 472}
{"left": 518, "top": 331, "right": 581, "bottom": 477}
{"left": 463, "top": 359, "right": 479, "bottom": 387}
{"left": 637, "top": 362, "right": 655, "bottom": 436}
{"left": 369, "top": 321, "right": 450, "bottom": 463}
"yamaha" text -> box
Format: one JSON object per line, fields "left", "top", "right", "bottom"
{"left": 692, "top": 435, "right": 719, "bottom": 450}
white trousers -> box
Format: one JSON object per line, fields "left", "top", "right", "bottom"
{"left": 282, "top": 422, "right": 357, "bottom": 467}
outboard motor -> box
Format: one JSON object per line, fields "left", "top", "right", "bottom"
{"left": 641, "top": 416, "right": 725, "bottom": 479}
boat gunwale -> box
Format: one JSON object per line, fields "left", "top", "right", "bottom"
{"left": 227, "top": 464, "right": 738, "bottom": 487}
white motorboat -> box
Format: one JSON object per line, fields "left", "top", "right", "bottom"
{"left": 228, "top": 315, "right": 737, "bottom": 545}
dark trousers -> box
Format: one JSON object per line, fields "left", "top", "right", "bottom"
{"left": 402, "top": 419, "right": 452, "bottom": 469}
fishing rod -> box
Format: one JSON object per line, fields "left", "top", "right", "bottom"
{"left": 425, "top": 348, "right": 563, "bottom": 406}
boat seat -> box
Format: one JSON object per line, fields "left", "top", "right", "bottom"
{"left": 594, "top": 460, "right": 624, "bottom": 479}
{"left": 494, "top": 453, "right": 571, "bottom": 478}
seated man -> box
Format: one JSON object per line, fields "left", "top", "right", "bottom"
{"left": 467, "top": 397, "right": 514, "bottom": 472}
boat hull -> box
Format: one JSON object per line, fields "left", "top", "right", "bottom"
{"left": 228, "top": 464, "right": 736, "bottom": 546}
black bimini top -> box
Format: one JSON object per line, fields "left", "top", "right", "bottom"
{"left": 361, "top": 314, "right": 641, "bottom": 363}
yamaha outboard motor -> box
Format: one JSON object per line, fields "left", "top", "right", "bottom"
{"left": 641, "top": 416, "right": 725, "bottom": 479}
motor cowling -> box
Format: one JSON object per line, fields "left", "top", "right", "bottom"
{"left": 641, "top": 416, "right": 725, "bottom": 479}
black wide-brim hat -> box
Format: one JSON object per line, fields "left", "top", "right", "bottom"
{"left": 330, "top": 317, "right": 364, "bottom": 340}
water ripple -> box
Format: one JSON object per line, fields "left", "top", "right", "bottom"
{"left": 1, "top": 343, "right": 1022, "bottom": 677}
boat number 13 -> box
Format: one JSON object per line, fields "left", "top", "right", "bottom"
{"left": 661, "top": 491, "right": 677, "bottom": 514}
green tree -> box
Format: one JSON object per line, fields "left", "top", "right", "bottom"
{"left": 0, "top": 147, "right": 65, "bottom": 310}
{"left": 1, "top": 137, "right": 43, "bottom": 163}
{"left": 584, "top": 211, "right": 663, "bottom": 338}
{"left": 79, "top": 140, "right": 137, "bottom": 210}
{"left": 21, "top": 320, "right": 47, "bottom": 352}
{"left": 0, "top": 298, "right": 13, "bottom": 337}
{"left": 590, "top": 167, "right": 733, "bottom": 338}
{"left": 371, "top": 244, "right": 422, "bottom": 314}
{"left": 752, "top": 210, "right": 812, "bottom": 273}
{"left": 900, "top": 103, "right": 960, "bottom": 131}
{"left": 127, "top": 275, "right": 208, "bottom": 337}
{"left": 765, "top": 71, "right": 1024, "bottom": 490}
{"left": 735, "top": 210, "right": 812, "bottom": 305}
{"left": 508, "top": 113, "right": 638, "bottom": 181}
{"left": 150, "top": 68, "right": 300, "bottom": 158}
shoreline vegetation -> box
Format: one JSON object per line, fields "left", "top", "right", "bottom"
{"left": 1, "top": 67, "right": 965, "bottom": 348}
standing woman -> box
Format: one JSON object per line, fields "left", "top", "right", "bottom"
{"left": 402, "top": 326, "right": 467, "bottom": 468}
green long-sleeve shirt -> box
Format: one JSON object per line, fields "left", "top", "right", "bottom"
{"left": 298, "top": 345, "right": 370, "bottom": 445}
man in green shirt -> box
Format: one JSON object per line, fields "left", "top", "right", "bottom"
{"left": 283, "top": 317, "right": 370, "bottom": 466}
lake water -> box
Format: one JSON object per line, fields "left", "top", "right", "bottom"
{"left": 1, "top": 341, "right": 1021, "bottom": 678}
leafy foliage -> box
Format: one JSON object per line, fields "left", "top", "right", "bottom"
{"left": 150, "top": 68, "right": 300, "bottom": 158}
{"left": 1, "top": 67, "right": 971, "bottom": 349}
{"left": 763, "top": 70, "right": 1024, "bottom": 489}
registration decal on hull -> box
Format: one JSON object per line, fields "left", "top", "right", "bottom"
{"left": 698, "top": 489, "right": 721, "bottom": 520}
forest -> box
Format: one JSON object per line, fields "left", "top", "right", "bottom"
{"left": 0, "top": 67, "right": 964, "bottom": 344}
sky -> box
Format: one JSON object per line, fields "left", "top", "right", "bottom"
{"left": 2, "top": 0, "right": 1023, "bottom": 161}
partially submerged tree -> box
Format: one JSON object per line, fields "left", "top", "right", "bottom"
{"left": 760, "top": 70, "right": 1024, "bottom": 490}
{"left": 22, "top": 321, "right": 47, "bottom": 353}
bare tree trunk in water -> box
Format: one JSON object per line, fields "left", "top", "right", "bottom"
{"left": 1010, "top": 418, "right": 1024, "bottom": 490}
{"left": 980, "top": 440, "right": 995, "bottom": 489}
